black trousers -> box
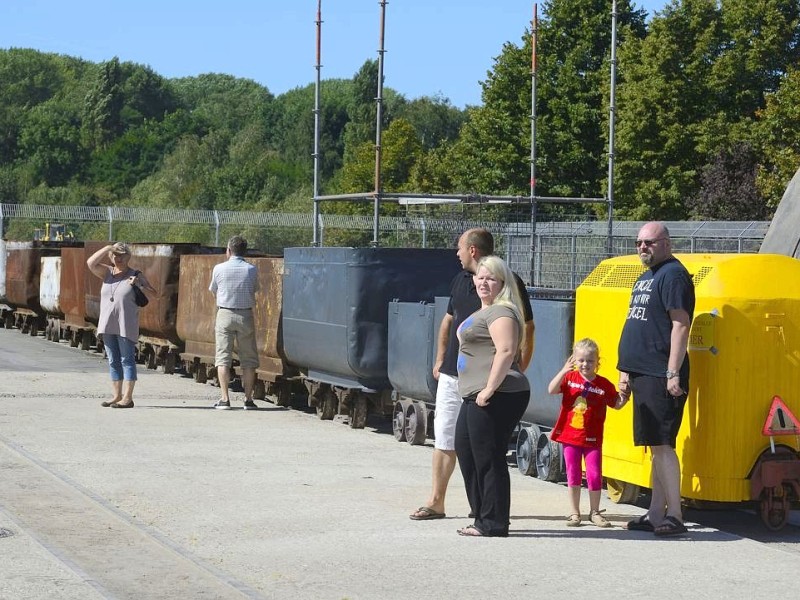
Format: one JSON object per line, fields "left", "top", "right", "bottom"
{"left": 454, "top": 390, "right": 530, "bottom": 536}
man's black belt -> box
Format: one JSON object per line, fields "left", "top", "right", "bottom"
{"left": 218, "top": 306, "right": 252, "bottom": 310}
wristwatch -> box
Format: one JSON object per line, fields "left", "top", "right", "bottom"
{"left": 666, "top": 369, "right": 679, "bottom": 379}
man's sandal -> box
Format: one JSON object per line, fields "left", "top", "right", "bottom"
{"left": 653, "top": 516, "right": 688, "bottom": 536}
{"left": 566, "top": 513, "right": 581, "bottom": 527}
{"left": 626, "top": 514, "right": 654, "bottom": 532}
{"left": 589, "top": 509, "right": 612, "bottom": 528}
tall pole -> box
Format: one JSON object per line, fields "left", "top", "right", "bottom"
{"left": 372, "top": 0, "right": 388, "bottom": 247}
{"left": 607, "top": 0, "right": 618, "bottom": 256}
{"left": 530, "top": 4, "right": 539, "bottom": 285}
{"left": 312, "top": 0, "right": 323, "bottom": 246}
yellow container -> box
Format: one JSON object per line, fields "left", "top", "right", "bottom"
{"left": 576, "top": 253, "right": 800, "bottom": 502}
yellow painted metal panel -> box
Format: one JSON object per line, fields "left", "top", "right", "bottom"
{"left": 576, "top": 253, "right": 800, "bottom": 502}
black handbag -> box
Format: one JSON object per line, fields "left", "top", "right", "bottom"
{"left": 132, "top": 271, "right": 149, "bottom": 307}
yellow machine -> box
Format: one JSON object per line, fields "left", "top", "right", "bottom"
{"left": 576, "top": 253, "right": 800, "bottom": 528}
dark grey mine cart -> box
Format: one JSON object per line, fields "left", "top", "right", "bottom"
{"left": 387, "top": 296, "right": 449, "bottom": 444}
{"left": 282, "top": 247, "right": 460, "bottom": 428}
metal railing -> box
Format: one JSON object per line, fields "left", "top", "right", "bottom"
{"left": 0, "top": 204, "right": 769, "bottom": 289}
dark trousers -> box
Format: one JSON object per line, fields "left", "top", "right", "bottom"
{"left": 454, "top": 390, "right": 530, "bottom": 536}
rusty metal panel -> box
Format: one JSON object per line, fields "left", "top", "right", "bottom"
{"left": 60, "top": 246, "right": 88, "bottom": 327}
{"left": 39, "top": 256, "right": 62, "bottom": 315}
{"left": 250, "top": 257, "right": 294, "bottom": 381}
{"left": 5, "top": 242, "right": 59, "bottom": 313}
{"left": 83, "top": 241, "right": 106, "bottom": 324}
{"left": 176, "top": 254, "right": 225, "bottom": 358}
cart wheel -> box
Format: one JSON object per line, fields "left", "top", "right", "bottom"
{"left": 252, "top": 379, "right": 266, "bottom": 401}
{"left": 316, "top": 388, "right": 337, "bottom": 420}
{"left": 163, "top": 352, "right": 177, "bottom": 375}
{"left": 3, "top": 312, "right": 12, "bottom": 329}
{"left": 275, "top": 383, "right": 292, "bottom": 407}
{"left": 606, "top": 478, "right": 640, "bottom": 504}
{"left": 80, "top": 330, "right": 92, "bottom": 351}
{"left": 404, "top": 402, "right": 427, "bottom": 445}
{"left": 536, "top": 431, "right": 563, "bottom": 482}
{"left": 194, "top": 363, "right": 208, "bottom": 384}
{"left": 349, "top": 395, "right": 369, "bottom": 429}
{"left": 392, "top": 400, "right": 408, "bottom": 442}
{"left": 760, "top": 486, "right": 790, "bottom": 531}
{"left": 516, "top": 425, "right": 541, "bottom": 477}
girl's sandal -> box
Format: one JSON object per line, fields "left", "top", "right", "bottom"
{"left": 566, "top": 513, "right": 581, "bottom": 527}
{"left": 590, "top": 509, "right": 612, "bottom": 528}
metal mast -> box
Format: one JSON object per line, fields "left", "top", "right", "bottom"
{"left": 312, "top": 0, "right": 323, "bottom": 246}
{"left": 607, "top": 0, "right": 618, "bottom": 255}
{"left": 372, "top": 0, "right": 388, "bottom": 247}
{"left": 530, "top": 3, "right": 539, "bottom": 285}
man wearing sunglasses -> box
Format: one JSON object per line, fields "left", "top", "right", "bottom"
{"left": 617, "top": 222, "right": 695, "bottom": 536}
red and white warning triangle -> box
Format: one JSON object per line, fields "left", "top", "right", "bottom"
{"left": 762, "top": 395, "right": 800, "bottom": 436}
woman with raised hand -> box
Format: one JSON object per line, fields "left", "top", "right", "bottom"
{"left": 87, "top": 242, "right": 155, "bottom": 408}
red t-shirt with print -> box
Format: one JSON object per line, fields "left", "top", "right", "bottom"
{"left": 550, "top": 370, "right": 618, "bottom": 447}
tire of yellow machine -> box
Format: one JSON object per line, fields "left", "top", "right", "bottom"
{"left": 606, "top": 478, "right": 641, "bottom": 504}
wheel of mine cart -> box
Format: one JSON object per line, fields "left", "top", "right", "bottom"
{"left": 516, "top": 425, "right": 541, "bottom": 477}
{"left": 163, "top": 352, "right": 177, "bottom": 375}
{"left": 69, "top": 330, "right": 79, "bottom": 347}
{"left": 404, "top": 402, "right": 427, "bottom": 445}
{"left": 3, "top": 312, "right": 12, "bottom": 329}
{"left": 349, "top": 394, "right": 369, "bottom": 429}
{"left": 274, "top": 382, "right": 292, "bottom": 407}
{"left": 252, "top": 379, "right": 266, "bottom": 401}
{"left": 392, "top": 400, "right": 408, "bottom": 442}
{"left": 760, "top": 485, "right": 791, "bottom": 530}
{"left": 80, "top": 330, "right": 92, "bottom": 351}
{"left": 535, "top": 431, "right": 564, "bottom": 482}
{"left": 50, "top": 325, "right": 60, "bottom": 342}
{"left": 145, "top": 350, "right": 157, "bottom": 370}
{"left": 316, "top": 388, "right": 337, "bottom": 420}
{"left": 194, "top": 362, "right": 208, "bottom": 384}
{"left": 606, "top": 478, "right": 641, "bottom": 504}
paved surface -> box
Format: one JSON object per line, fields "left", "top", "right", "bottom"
{"left": 1, "top": 327, "right": 799, "bottom": 600}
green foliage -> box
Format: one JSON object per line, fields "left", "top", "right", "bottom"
{"left": 2, "top": 2, "right": 800, "bottom": 232}
{"left": 753, "top": 67, "right": 800, "bottom": 206}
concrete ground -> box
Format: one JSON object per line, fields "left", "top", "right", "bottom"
{"left": 1, "top": 327, "right": 798, "bottom": 600}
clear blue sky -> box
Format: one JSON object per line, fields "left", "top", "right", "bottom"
{"left": 2, "top": 0, "right": 666, "bottom": 108}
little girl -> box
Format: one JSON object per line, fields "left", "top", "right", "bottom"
{"left": 547, "top": 338, "right": 628, "bottom": 527}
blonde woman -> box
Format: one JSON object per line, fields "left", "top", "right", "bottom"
{"left": 87, "top": 242, "right": 155, "bottom": 408}
{"left": 454, "top": 255, "right": 530, "bottom": 537}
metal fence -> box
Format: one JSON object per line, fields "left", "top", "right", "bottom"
{"left": 0, "top": 203, "right": 769, "bottom": 289}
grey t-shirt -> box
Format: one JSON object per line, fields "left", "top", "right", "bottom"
{"left": 456, "top": 303, "right": 530, "bottom": 399}
{"left": 98, "top": 268, "right": 140, "bottom": 342}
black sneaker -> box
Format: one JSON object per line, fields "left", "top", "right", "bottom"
{"left": 213, "top": 400, "right": 231, "bottom": 410}
{"left": 243, "top": 400, "right": 257, "bottom": 410}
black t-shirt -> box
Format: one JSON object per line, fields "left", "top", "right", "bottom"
{"left": 439, "top": 269, "right": 533, "bottom": 377}
{"left": 617, "top": 257, "right": 695, "bottom": 377}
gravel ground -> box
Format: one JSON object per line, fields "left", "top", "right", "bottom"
{"left": 1, "top": 327, "right": 798, "bottom": 600}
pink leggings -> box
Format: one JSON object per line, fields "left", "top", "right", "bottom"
{"left": 562, "top": 444, "right": 602, "bottom": 491}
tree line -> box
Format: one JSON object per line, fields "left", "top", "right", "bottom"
{"left": 1, "top": 0, "right": 798, "bottom": 225}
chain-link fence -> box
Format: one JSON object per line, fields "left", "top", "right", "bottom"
{"left": 0, "top": 203, "right": 769, "bottom": 289}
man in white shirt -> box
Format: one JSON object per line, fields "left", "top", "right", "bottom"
{"left": 209, "top": 235, "right": 259, "bottom": 410}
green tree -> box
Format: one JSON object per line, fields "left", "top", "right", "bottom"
{"left": 753, "top": 67, "right": 800, "bottom": 207}
{"left": 18, "top": 99, "right": 84, "bottom": 186}
{"left": 82, "top": 57, "right": 124, "bottom": 150}
{"left": 614, "top": 0, "right": 723, "bottom": 219}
